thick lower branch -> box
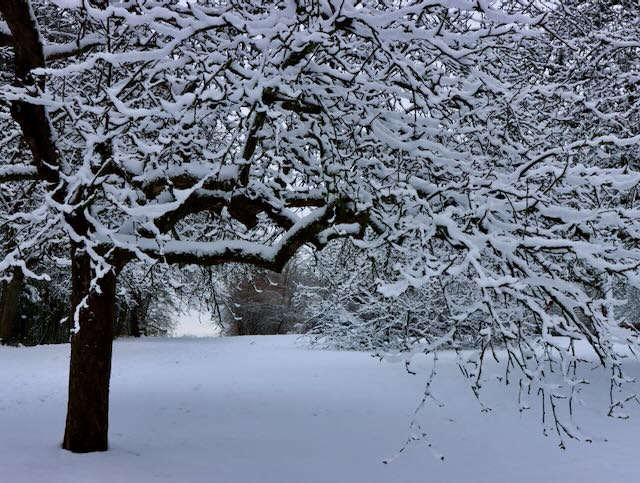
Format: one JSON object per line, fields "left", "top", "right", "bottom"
{"left": 0, "top": 0, "right": 61, "bottom": 188}
{"left": 115, "top": 203, "right": 368, "bottom": 272}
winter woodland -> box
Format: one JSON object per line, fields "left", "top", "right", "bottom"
{"left": 0, "top": 0, "right": 639, "bottom": 461}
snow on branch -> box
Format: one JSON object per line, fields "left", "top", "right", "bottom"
{"left": 0, "top": 165, "right": 39, "bottom": 182}
{"left": 44, "top": 34, "right": 105, "bottom": 62}
{"left": 0, "top": 20, "right": 12, "bottom": 47}
{"left": 108, "top": 202, "right": 367, "bottom": 271}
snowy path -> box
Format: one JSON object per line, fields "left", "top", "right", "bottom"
{"left": 1, "top": 335, "right": 638, "bottom": 483}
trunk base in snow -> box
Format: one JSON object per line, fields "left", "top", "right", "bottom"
{"left": 62, "top": 252, "right": 116, "bottom": 453}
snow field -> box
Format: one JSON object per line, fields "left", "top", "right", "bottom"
{"left": 1, "top": 335, "right": 638, "bottom": 483}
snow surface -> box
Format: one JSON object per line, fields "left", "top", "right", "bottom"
{"left": 1, "top": 335, "right": 639, "bottom": 483}
{"left": 172, "top": 310, "right": 220, "bottom": 338}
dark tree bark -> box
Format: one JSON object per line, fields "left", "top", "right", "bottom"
{"left": 62, "top": 248, "right": 116, "bottom": 453}
{"left": 0, "top": 267, "right": 24, "bottom": 345}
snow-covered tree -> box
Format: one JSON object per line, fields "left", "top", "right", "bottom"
{"left": 299, "top": 239, "right": 455, "bottom": 351}
{"left": 0, "top": 0, "right": 639, "bottom": 453}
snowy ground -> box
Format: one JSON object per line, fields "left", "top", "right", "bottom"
{"left": 1, "top": 336, "right": 639, "bottom": 483}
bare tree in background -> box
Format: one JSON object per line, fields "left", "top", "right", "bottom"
{"left": 225, "top": 257, "right": 311, "bottom": 336}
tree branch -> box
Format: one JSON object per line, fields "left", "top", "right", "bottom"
{"left": 0, "top": 0, "right": 61, "bottom": 188}
{"left": 44, "top": 34, "right": 104, "bottom": 62}
{"left": 113, "top": 202, "right": 368, "bottom": 271}
{"left": 0, "top": 165, "right": 39, "bottom": 182}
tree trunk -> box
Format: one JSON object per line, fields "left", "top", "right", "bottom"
{"left": 0, "top": 268, "right": 24, "bottom": 345}
{"left": 130, "top": 298, "right": 141, "bottom": 338}
{"left": 62, "top": 249, "right": 116, "bottom": 453}
{"left": 43, "top": 306, "right": 66, "bottom": 345}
